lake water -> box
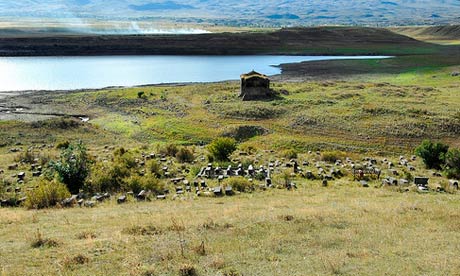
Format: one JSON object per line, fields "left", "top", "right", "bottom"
{"left": 0, "top": 55, "right": 390, "bottom": 91}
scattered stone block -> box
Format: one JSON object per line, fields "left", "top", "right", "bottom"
{"left": 414, "top": 177, "right": 429, "bottom": 186}
{"left": 213, "top": 187, "right": 223, "bottom": 196}
{"left": 84, "top": 201, "right": 96, "bottom": 208}
{"left": 18, "top": 172, "right": 26, "bottom": 180}
{"left": 418, "top": 186, "right": 429, "bottom": 192}
{"left": 32, "top": 171, "right": 41, "bottom": 177}
{"left": 388, "top": 177, "right": 398, "bottom": 185}
{"left": 399, "top": 179, "right": 409, "bottom": 185}
{"left": 360, "top": 180, "right": 369, "bottom": 188}
{"left": 117, "top": 195, "right": 127, "bottom": 204}
{"left": 62, "top": 195, "right": 78, "bottom": 207}
{"left": 200, "top": 180, "right": 207, "bottom": 188}
{"left": 225, "top": 186, "right": 233, "bottom": 196}
{"left": 137, "top": 190, "right": 148, "bottom": 200}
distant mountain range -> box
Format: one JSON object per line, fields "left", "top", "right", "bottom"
{"left": 1, "top": 0, "right": 459, "bottom": 27}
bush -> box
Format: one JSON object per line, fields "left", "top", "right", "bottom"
{"left": 125, "top": 175, "right": 164, "bottom": 194}
{"left": 56, "top": 140, "right": 70, "bottom": 149}
{"left": 282, "top": 149, "right": 298, "bottom": 159}
{"left": 415, "top": 140, "right": 449, "bottom": 170}
{"left": 50, "top": 142, "right": 90, "bottom": 194}
{"left": 14, "top": 150, "right": 36, "bottom": 164}
{"left": 208, "top": 137, "right": 237, "bottom": 162}
{"left": 176, "top": 147, "right": 195, "bottom": 163}
{"left": 113, "top": 148, "right": 137, "bottom": 169}
{"left": 444, "top": 148, "right": 460, "bottom": 179}
{"left": 160, "top": 144, "right": 179, "bottom": 157}
{"left": 87, "top": 162, "right": 130, "bottom": 192}
{"left": 25, "top": 180, "right": 71, "bottom": 209}
{"left": 146, "top": 159, "right": 161, "bottom": 177}
{"left": 223, "top": 177, "right": 253, "bottom": 192}
{"left": 321, "top": 151, "right": 346, "bottom": 163}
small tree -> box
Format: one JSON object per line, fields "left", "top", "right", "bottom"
{"left": 444, "top": 148, "right": 460, "bottom": 179}
{"left": 207, "top": 137, "right": 237, "bottom": 162}
{"left": 415, "top": 140, "right": 449, "bottom": 170}
{"left": 50, "top": 142, "right": 90, "bottom": 194}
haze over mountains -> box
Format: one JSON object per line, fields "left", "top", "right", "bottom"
{"left": 1, "top": 0, "right": 460, "bottom": 27}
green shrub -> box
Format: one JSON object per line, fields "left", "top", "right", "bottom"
{"left": 31, "top": 117, "right": 81, "bottom": 129}
{"left": 25, "top": 180, "right": 71, "bottom": 209}
{"left": 208, "top": 137, "right": 237, "bottom": 162}
{"left": 125, "top": 175, "right": 164, "bottom": 194}
{"left": 113, "top": 148, "right": 137, "bottom": 169}
{"left": 14, "top": 150, "right": 36, "bottom": 164}
{"left": 160, "top": 143, "right": 179, "bottom": 157}
{"left": 415, "top": 140, "right": 449, "bottom": 170}
{"left": 223, "top": 177, "right": 253, "bottom": 192}
{"left": 56, "top": 140, "right": 70, "bottom": 149}
{"left": 176, "top": 147, "right": 195, "bottom": 163}
{"left": 189, "top": 165, "right": 202, "bottom": 177}
{"left": 87, "top": 161, "right": 131, "bottom": 193}
{"left": 321, "top": 151, "right": 346, "bottom": 163}
{"left": 50, "top": 142, "right": 90, "bottom": 194}
{"left": 142, "top": 176, "right": 164, "bottom": 193}
{"left": 282, "top": 149, "right": 298, "bottom": 159}
{"left": 444, "top": 148, "right": 460, "bottom": 179}
{"left": 146, "top": 159, "right": 161, "bottom": 177}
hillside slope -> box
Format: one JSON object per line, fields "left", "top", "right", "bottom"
{"left": 0, "top": 27, "right": 433, "bottom": 56}
{"left": 392, "top": 25, "right": 460, "bottom": 40}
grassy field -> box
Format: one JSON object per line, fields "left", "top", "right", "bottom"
{"left": 2, "top": 184, "right": 460, "bottom": 276}
{"left": 1, "top": 39, "right": 460, "bottom": 275}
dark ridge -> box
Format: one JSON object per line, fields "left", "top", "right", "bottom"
{"left": 0, "top": 27, "right": 431, "bottom": 57}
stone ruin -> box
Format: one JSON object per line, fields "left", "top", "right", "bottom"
{"left": 239, "top": 70, "right": 272, "bottom": 101}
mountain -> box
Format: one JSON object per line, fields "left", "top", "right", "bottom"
{"left": 0, "top": 0, "right": 459, "bottom": 27}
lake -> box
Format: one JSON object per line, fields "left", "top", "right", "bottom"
{"left": 0, "top": 55, "right": 390, "bottom": 91}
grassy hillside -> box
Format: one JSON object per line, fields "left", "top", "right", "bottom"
{"left": 1, "top": 63, "right": 459, "bottom": 153}
{"left": 0, "top": 27, "right": 437, "bottom": 56}
{"left": 391, "top": 25, "right": 460, "bottom": 45}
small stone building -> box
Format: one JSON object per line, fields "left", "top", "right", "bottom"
{"left": 239, "top": 71, "right": 271, "bottom": 101}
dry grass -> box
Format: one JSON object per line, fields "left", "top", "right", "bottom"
{"left": 1, "top": 185, "right": 459, "bottom": 275}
